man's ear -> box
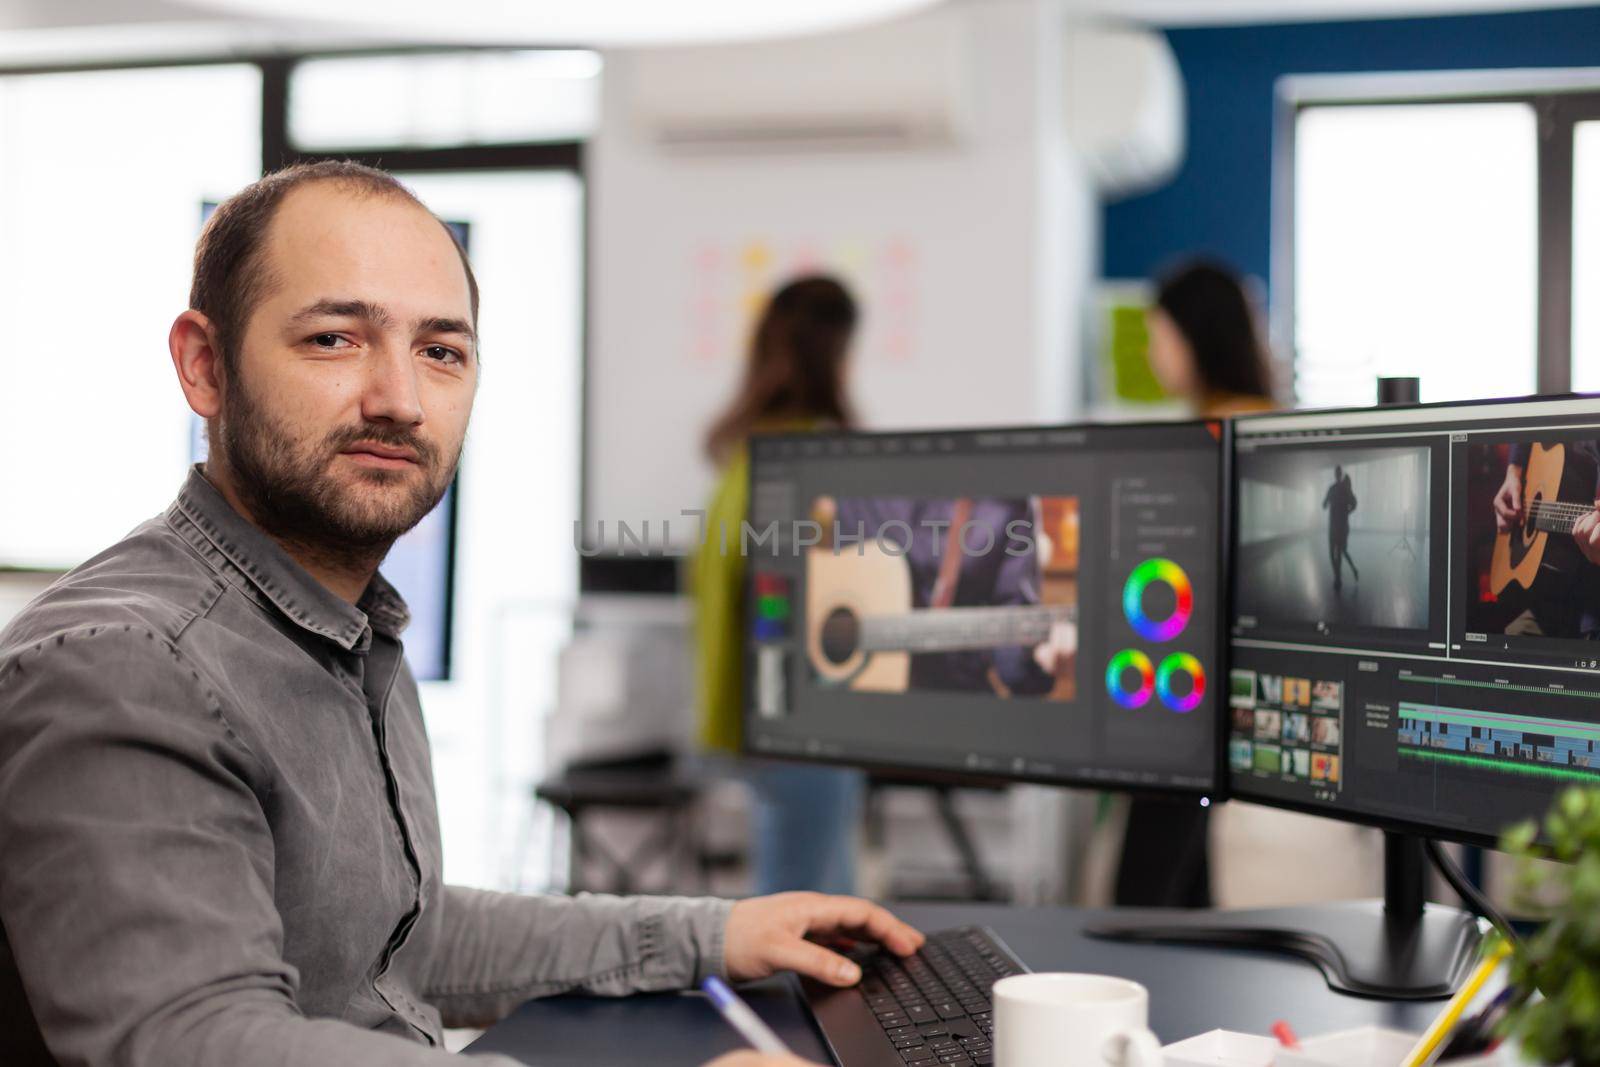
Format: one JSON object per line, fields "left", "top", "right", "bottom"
{"left": 169, "top": 310, "right": 224, "bottom": 419}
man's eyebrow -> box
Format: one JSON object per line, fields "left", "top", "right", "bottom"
{"left": 287, "top": 298, "right": 394, "bottom": 330}
{"left": 416, "top": 316, "right": 477, "bottom": 345}
{"left": 287, "top": 299, "right": 476, "bottom": 346}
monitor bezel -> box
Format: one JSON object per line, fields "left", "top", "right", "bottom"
{"left": 740, "top": 415, "right": 1230, "bottom": 802}
{"left": 1225, "top": 391, "right": 1600, "bottom": 851}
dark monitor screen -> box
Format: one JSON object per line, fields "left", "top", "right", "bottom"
{"left": 1227, "top": 395, "right": 1600, "bottom": 845}
{"left": 742, "top": 420, "right": 1224, "bottom": 795}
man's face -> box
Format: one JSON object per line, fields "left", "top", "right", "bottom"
{"left": 214, "top": 182, "right": 478, "bottom": 554}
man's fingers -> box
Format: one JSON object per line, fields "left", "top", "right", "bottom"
{"left": 703, "top": 1052, "right": 823, "bottom": 1067}
{"left": 804, "top": 896, "right": 925, "bottom": 956}
{"left": 770, "top": 936, "right": 863, "bottom": 987}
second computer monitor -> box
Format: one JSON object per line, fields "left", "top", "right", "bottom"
{"left": 1228, "top": 395, "right": 1600, "bottom": 845}
{"left": 743, "top": 420, "right": 1224, "bottom": 794}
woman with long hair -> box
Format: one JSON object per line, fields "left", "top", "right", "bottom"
{"left": 692, "top": 274, "right": 865, "bottom": 895}
{"left": 1144, "top": 257, "right": 1276, "bottom": 417}
{"left": 1117, "top": 257, "right": 1276, "bottom": 908}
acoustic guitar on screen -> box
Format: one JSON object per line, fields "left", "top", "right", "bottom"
{"left": 804, "top": 541, "right": 1076, "bottom": 698}
{"left": 1490, "top": 442, "right": 1600, "bottom": 598}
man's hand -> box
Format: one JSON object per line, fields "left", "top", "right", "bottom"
{"left": 703, "top": 1053, "right": 823, "bottom": 1067}
{"left": 1573, "top": 508, "right": 1600, "bottom": 566}
{"left": 725, "top": 892, "right": 925, "bottom": 987}
{"left": 1494, "top": 466, "right": 1524, "bottom": 533}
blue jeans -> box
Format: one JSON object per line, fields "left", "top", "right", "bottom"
{"left": 745, "top": 761, "right": 864, "bottom": 896}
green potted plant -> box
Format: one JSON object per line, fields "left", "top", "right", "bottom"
{"left": 1497, "top": 785, "right": 1600, "bottom": 1066}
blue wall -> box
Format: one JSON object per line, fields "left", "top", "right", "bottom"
{"left": 1101, "top": 5, "right": 1600, "bottom": 287}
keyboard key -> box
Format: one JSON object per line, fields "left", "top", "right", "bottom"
{"left": 878, "top": 1015, "right": 909, "bottom": 1029}
{"left": 934, "top": 1003, "right": 964, "bottom": 1020}
{"left": 937, "top": 1054, "right": 971, "bottom": 1065}
{"left": 959, "top": 1037, "right": 989, "bottom": 1048}
{"left": 907, "top": 1059, "right": 937, "bottom": 1067}
{"left": 917, "top": 1025, "right": 949, "bottom": 1038}
{"left": 905, "top": 1005, "right": 936, "bottom": 1023}
{"left": 886, "top": 1026, "right": 917, "bottom": 1038}
{"left": 973, "top": 1053, "right": 994, "bottom": 1066}
{"left": 928, "top": 1038, "right": 959, "bottom": 1051}
{"left": 898, "top": 1048, "right": 930, "bottom": 1062}
{"left": 895, "top": 1038, "right": 927, "bottom": 1050}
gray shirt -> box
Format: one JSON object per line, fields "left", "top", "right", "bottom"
{"left": 0, "top": 466, "right": 733, "bottom": 1067}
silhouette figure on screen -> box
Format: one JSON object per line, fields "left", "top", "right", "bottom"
{"left": 1323, "top": 466, "right": 1360, "bottom": 592}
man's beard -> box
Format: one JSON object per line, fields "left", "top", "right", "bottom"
{"left": 214, "top": 372, "right": 457, "bottom": 562}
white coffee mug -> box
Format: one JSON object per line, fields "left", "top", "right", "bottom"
{"left": 992, "top": 973, "right": 1163, "bottom": 1067}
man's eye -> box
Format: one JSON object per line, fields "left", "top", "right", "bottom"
{"left": 423, "top": 345, "right": 461, "bottom": 364}
{"left": 310, "top": 333, "right": 350, "bottom": 349}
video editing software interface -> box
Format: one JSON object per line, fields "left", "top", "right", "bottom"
{"left": 1228, "top": 396, "right": 1600, "bottom": 841}
{"left": 743, "top": 421, "right": 1222, "bottom": 792}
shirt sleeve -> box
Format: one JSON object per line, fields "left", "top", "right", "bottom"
{"left": 0, "top": 625, "right": 519, "bottom": 1067}
{"left": 421, "top": 886, "right": 734, "bottom": 1028}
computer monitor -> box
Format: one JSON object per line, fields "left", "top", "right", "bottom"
{"left": 1227, "top": 394, "right": 1600, "bottom": 845}
{"left": 741, "top": 419, "right": 1225, "bottom": 796}
{"left": 1108, "top": 395, "right": 1600, "bottom": 1001}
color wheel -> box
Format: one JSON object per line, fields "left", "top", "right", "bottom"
{"left": 1122, "top": 558, "right": 1193, "bottom": 642}
{"left": 1157, "top": 652, "right": 1206, "bottom": 713}
{"left": 1106, "top": 649, "right": 1155, "bottom": 709}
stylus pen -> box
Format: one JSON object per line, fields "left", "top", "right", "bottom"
{"left": 701, "top": 976, "right": 793, "bottom": 1056}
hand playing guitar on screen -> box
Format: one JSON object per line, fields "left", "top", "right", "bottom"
{"left": 1572, "top": 508, "right": 1600, "bottom": 566}
{"left": 1031, "top": 619, "right": 1078, "bottom": 678}
{"left": 1494, "top": 459, "right": 1600, "bottom": 566}
{"left": 1492, "top": 464, "right": 1524, "bottom": 533}
{"left": 1029, "top": 527, "right": 1078, "bottom": 679}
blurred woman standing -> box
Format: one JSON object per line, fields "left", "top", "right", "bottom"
{"left": 1118, "top": 257, "right": 1276, "bottom": 908}
{"left": 692, "top": 275, "right": 866, "bottom": 895}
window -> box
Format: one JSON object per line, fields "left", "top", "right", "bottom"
{"left": 289, "top": 50, "right": 600, "bottom": 150}
{"left": 1291, "top": 103, "right": 1537, "bottom": 409}
{"left": 1278, "top": 74, "right": 1600, "bottom": 408}
{"left": 1571, "top": 121, "right": 1600, "bottom": 392}
{"left": 0, "top": 64, "right": 261, "bottom": 568}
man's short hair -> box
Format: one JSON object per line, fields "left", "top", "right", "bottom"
{"left": 189, "top": 160, "right": 480, "bottom": 373}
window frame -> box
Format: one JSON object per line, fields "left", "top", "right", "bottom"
{"left": 0, "top": 44, "right": 592, "bottom": 576}
{"left": 1272, "top": 68, "right": 1600, "bottom": 402}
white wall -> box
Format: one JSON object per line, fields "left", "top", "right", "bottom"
{"left": 586, "top": 0, "right": 1097, "bottom": 546}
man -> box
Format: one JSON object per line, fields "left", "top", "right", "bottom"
{"left": 0, "top": 162, "right": 922, "bottom": 1067}
{"left": 1321, "top": 465, "right": 1359, "bottom": 593}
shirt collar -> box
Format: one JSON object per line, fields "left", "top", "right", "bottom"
{"left": 168, "top": 464, "right": 411, "bottom": 653}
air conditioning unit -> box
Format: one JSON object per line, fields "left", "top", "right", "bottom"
{"left": 624, "top": 11, "right": 972, "bottom": 152}
{"left": 1063, "top": 23, "right": 1186, "bottom": 198}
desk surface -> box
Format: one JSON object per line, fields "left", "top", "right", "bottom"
{"left": 466, "top": 902, "right": 1444, "bottom": 1065}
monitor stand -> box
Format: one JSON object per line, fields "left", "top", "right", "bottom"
{"left": 1083, "top": 832, "right": 1485, "bottom": 1000}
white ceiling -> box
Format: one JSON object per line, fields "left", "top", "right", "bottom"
{"left": 0, "top": 0, "right": 1594, "bottom": 66}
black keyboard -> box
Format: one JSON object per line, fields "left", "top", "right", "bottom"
{"left": 799, "top": 926, "right": 1029, "bottom": 1067}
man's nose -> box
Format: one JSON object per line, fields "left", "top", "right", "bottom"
{"left": 361, "top": 342, "right": 424, "bottom": 427}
